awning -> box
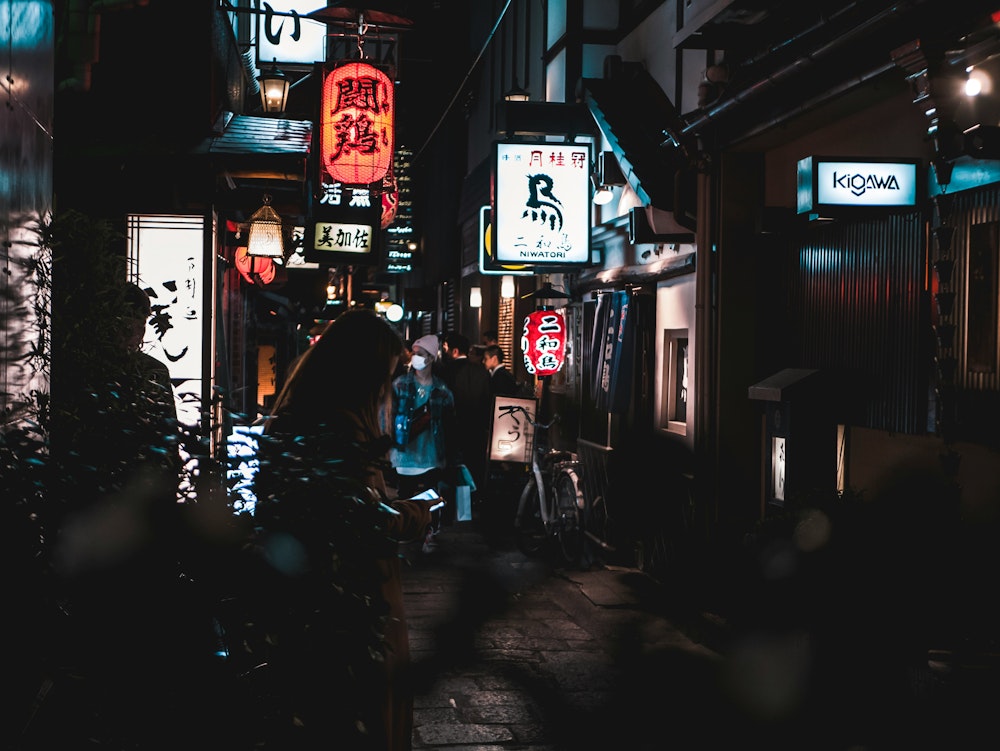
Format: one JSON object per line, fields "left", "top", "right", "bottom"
{"left": 580, "top": 59, "right": 693, "bottom": 224}
{"left": 192, "top": 112, "right": 312, "bottom": 183}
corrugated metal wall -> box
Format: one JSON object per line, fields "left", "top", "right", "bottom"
{"left": 790, "top": 211, "right": 930, "bottom": 434}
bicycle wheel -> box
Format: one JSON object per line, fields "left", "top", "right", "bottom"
{"left": 514, "top": 481, "right": 546, "bottom": 556}
{"left": 554, "top": 469, "right": 584, "bottom": 565}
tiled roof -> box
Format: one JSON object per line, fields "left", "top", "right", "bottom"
{"left": 581, "top": 65, "right": 689, "bottom": 211}
{"left": 192, "top": 114, "right": 313, "bottom": 183}
{"left": 194, "top": 114, "right": 312, "bottom": 156}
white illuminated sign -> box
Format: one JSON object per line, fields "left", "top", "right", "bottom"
{"left": 311, "top": 222, "right": 373, "bottom": 254}
{"left": 489, "top": 396, "right": 537, "bottom": 463}
{"left": 127, "top": 214, "right": 205, "bottom": 431}
{"left": 797, "top": 156, "right": 920, "bottom": 214}
{"left": 494, "top": 141, "right": 592, "bottom": 265}
{"left": 255, "top": 1, "right": 327, "bottom": 66}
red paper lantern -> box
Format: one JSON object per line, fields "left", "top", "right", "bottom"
{"left": 521, "top": 308, "right": 567, "bottom": 376}
{"left": 321, "top": 61, "right": 395, "bottom": 186}
{"left": 234, "top": 246, "right": 276, "bottom": 285}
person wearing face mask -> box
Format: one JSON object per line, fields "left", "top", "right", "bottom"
{"left": 389, "top": 335, "right": 456, "bottom": 551}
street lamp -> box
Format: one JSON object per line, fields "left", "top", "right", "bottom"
{"left": 258, "top": 59, "right": 290, "bottom": 115}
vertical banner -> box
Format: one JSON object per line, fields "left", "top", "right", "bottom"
{"left": 589, "top": 291, "right": 613, "bottom": 401}
{"left": 592, "top": 291, "right": 628, "bottom": 412}
{"left": 589, "top": 290, "right": 635, "bottom": 414}
{"left": 126, "top": 214, "right": 205, "bottom": 431}
{"left": 608, "top": 291, "right": 634, "bottom": 414}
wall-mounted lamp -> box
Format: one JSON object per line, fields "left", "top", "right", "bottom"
{"left": 247, "top": 194, "right": 285, "bottom": 258}
{"left": 504, "top": 75, "right": 530, "bottom": 102}
{"left": 259, "top": 59, "right": 290, "bottom": 114}
{"left": 470, "top": 286, "right": 483, "bottom": 308}
{"left": 500, "top": 275, "right": 515, "bottom": 299}
{"left": 593, "top": 183, "right": 615, "bottom": 205}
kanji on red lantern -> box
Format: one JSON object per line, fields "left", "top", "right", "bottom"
{"left": 521, "top": 309, "right": 567, "bottom": 376}
{"left": 321, "top": 61, "right": 395, "bottom": 186}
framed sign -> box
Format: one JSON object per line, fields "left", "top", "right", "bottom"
{"left": 489, "top": 396, "right": 537, "bottom": 464}
{"left": 493, "top": 140, "right": 592, "bottom": 267}
{"left": 478, "top": 205, "right": 532, "bottom": 275}
{"left": 797, "top": 156, "right": 921, "bottom": 215}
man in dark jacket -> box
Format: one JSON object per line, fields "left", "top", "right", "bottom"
{"left": 437, "top": 332, "right": 491, "bottom": 498}
{"left": 483, "top": 344, "right": 518, "bottom": 397}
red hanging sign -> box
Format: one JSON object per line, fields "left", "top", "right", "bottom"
{"left": 380, "top": 170, "right": 399, "bottom": 229}
{"left": 321, "top": 61, "right": 395, "bottom": 186}
{"left": 521, "top": 309, "right": 567, "bottom": 377}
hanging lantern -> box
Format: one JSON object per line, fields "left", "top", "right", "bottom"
{"left": 235, "top": 246, "right": 276, "bottom": 286}
{"left": 521, "top": 308, "right": 567, "bottom": 377}
{"left": 247, "top": 195, "right": 285, "bottom": 258}
{"left": 321, "top": 61, "right": 395, "bottom": 186}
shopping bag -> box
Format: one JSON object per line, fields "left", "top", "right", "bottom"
{"left": 455, "top": 483, "right": 472, "bottom": 522}
{"left": 457, "top": 463, "right": 477, "bottom": 492}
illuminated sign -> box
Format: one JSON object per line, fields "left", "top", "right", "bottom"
{"left": 305, "top": 184, "right": 382, "bottom": 265}
{"left": 311, "top": 222, "right": 373, "bottom": 254}
{"left": 797, "top": 156, "right": 920, "bottom": 215}
{"left": 493, "top": 141, "right": 592, "bottom": 266}
{"left": 126, "top": 214, "right": 204, "bottom": 431}
{"left": 255, "top": 0, "right": 327, "bottom": 66}
{"left": 489, "top": 396, "right": 537, "bottom": 463}
{"left": 478, "top": 205, "right": 532, "bottom": 276}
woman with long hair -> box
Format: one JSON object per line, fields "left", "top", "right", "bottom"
{"left": 252, "top": 308, "right": 433, "bottom": 751}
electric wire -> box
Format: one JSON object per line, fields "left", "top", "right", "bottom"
{"left": 413, "top": 0, "right": 512, "bottom": 164}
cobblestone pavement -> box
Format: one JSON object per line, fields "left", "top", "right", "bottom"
{"left": 401, "top": 518, "right": 1000, "bottom": 751}
{"left": 401, "top": 520, "right": 727, "bottom": 750}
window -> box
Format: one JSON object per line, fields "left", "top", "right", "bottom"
{"left": 662, "top": 329, "right": 688, "bottom": 435}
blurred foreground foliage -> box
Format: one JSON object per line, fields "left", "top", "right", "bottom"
{"left": 3, "top": 211, "right": 393, "bottom": 749}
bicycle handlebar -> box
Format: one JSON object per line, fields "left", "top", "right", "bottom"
{"left": 510, "top": 405, "right": 559, "bottom": 430}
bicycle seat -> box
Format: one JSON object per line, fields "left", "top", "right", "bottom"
{"left": 543, "top": 449, "right": 577, "bottom": 465}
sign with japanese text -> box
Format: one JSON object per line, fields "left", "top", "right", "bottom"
{"left": 254, "top": 0, "right": 327, "bottom": 66}
{"left": 321, "top": 61, "right": 395, "bottom": 186}
{"left": 126, "top": 214, "right": 205, "bottom": 431}
{"left": 493, "top": 140, "right": 592, "bottom": 266}
{"left": 522, "top": 308, "right": 567, "bottom": 376}
{"left": 305, "top": 183, "right": 382, "bottom": 265}
{"left": 311, "top": 222, "right": 374, "bottom": 254}
{"left": 489, "top": 396, "right": 537, "bottom": 464}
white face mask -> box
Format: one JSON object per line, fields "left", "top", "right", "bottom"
{"left": 410, "top": 354, "right": 428, "bottom": 371}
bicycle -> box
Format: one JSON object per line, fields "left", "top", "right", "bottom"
{"left": 511, "top": 407, "right": 586, "bottom": 566}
